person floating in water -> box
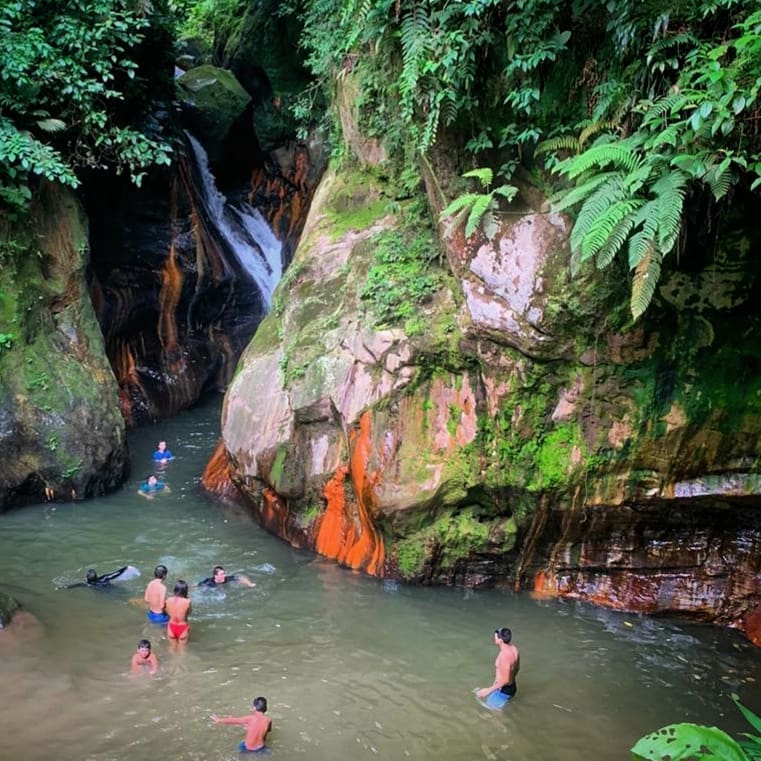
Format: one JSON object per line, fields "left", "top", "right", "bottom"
{"left": 475, "top": 626, "right": 520, "bottom": 709}
{"left": 198, "top": 565, "right": 256, "bottom": 588}
{"left": 144, "top": 564, "right": 169, "bottom": 623}
{"left": 211, "top": 696, "right": 271, "bottom": 753}
{"left": 152, "top": 440, "right": 174, "bottom": 462}
{"left": 131, "top": 639, "right": 158, "bottom": 675}
{"left": 138, "top": 474, "right": 169, "bottom": 500}
{"left": 165, "top": 579, "right": 191, "bottom": 647}
{"left": 65, "top": 566, "right": 133, "bottom": 589}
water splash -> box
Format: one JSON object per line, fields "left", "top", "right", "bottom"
{"left": 185, "top": 133, "right": 282, "bottom": 308}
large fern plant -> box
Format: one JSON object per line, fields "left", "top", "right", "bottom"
{"left": 551, "top": 135, "right": 688, "bottom": 320}
{"left": 549, "top": 7, "right": 761, "bottom": 321}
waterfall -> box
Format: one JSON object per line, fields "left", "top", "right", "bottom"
{"left": 185, "top": 133, "right": 282, "bottom": 309}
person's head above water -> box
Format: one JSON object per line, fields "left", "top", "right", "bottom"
{"left": 154, "top": 564, "right": 167, "bottom": 580}
{"left": 146, "top": 475, "right": 158, "bottom": 486}
{"left": 86, "top": 569, "right": 98, "bottom": 584}
{"left": 494, "top": 627, "right": 512, "bottom": 644}
{"left": 138, "top": 639, "right": 152, "bottom": 652}
{"left": 252, "top": 697, "right": 267, "bottom": 713}
{"left": 173, "top": 579, "right": 189, "bottom": 598}
{"left": 157, "top": 441, "right": 168, "bottom": 452}
{"left": 212, "top": 565, "right": 227, "bottom": 583}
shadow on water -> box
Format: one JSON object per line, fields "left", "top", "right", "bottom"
{"left": 1, "top": 393, "right": 760, "bottom": 761}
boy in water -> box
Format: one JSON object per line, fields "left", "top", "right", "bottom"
{"left": 144, "top": 564, "right": 169, "bottom": 623}
{"left": 131, "top": 639, "right": 159, "bottom": 675}
{"left": 138, "top": 474, "right": 169, "bottom": 500}
{"left": 475, "top": 626, "right": 520, "bottom": 709}
{"left": 211, "top": 696, "right": 271, "bottom": 752}
{"left": 152, "top": 440, "right": 174, "bottom": 462}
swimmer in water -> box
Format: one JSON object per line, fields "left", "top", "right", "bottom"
{"left": 152, "top": 440, "right": 174, "bottom": 462}
{"left": 131, "top": 639, "right": 158, "bottom": 675}
{"left": 165, "top": 579, "right": 191, "bottom": 647}
{"left": 198, "top": 565, "right": 255, "bottom": 588}
{"left": 137, "top": 474, "right": 170, "bottom": 500}
{"left": 65, "top": 566, "right": 129, "bottom": 589}
{"left": 211, "top": 696, "right": 271, "bottom": 753}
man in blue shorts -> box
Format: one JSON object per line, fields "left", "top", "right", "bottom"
{"left": 144, "top": 564, "right": 170, "bottom": 623}
{"left": 475, "top": 626, "right": 520, "bottom": 709}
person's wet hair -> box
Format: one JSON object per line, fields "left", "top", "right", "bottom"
{"left": 253, "top": 696, "right": 267, "bottom": 713}
{"left": 495, "top": 627, "right": 512, "bottom": 644}
{"left": 138, "top": 639, "right": 151, "bottom": 650}
{"left": 213, "top": 565, "right": 225, "bottom": 576}
{"left": 154, "top": 564, "right": 167, "bottom": 579}
{"left": 86, "top": 569, "right": 98, "bottom": 584}
{"left": 174, "top": 579, "right": 189, "bottom": 598}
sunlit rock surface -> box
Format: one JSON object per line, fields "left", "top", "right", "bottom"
{"left": 217, "top": 72, "right": 761, "bottom": 638}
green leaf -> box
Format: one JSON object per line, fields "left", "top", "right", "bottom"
{"left": 631, "top": 723, "right": 749, "bottom": 761}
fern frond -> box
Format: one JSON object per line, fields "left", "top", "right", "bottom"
{"left": 465, "top": 194, "right": 493, "bottom": 238}
{"left": 551, "top": 171, "right": 623, "bottom": 212}
{"left": 704, "top": 161, "right": 733, "bottom": 200}
{"left": 578, "top": 121, "right": 615, "bottom": 150}
{"left": 536, "top": 135, "right": 580, "bottom": 155}
{"left": 560, "top": 142, "right": 642, "bottom": 180}
{"left": 439, "top": 192, "right": 480, "bottom": 219}
{"left": 35, "top": 118, "right": 67, "bottom": 133}
{"left": 628, "top": 228, "right": 655, "bottom": 269}
{"left": 570, "top": 177, "right": 627, "bottom": 252}
{"left": 630, "top": 247, "right": 661, "bottom": 321}
{"left": 493, "top": 184, "right": 519, "bottom": 202}
{"left": 580, "top": 199, "right": 644, "bottom": 262}
{"left": 462, "top": 167, "right": 493, "bottom": 189}
{"left": 652, "top": 169, "right": 688, "bottom": 252}
{"left": 594, "top": 213, "right": 637, "bottom": 270}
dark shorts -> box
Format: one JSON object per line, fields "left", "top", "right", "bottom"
{"left": 238, "top": 741, "right": 269, "bottom": 753}
{"left": 147, "top": 610, "right": 169, "bottom": 624}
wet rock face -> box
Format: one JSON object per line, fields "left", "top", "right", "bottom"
{"left": 217, "top": 148, "right": 761, "bottom": 636}
{"left": 0, "top": 185, "right": 129, "bottom": 509}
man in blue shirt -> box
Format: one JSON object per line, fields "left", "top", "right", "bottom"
{"left": 138, "top": 474, "right": 169, "bottom": 500}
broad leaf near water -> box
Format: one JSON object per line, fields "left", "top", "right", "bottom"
{"left": 631, "top": 723, "right": 749, "bottom": 761}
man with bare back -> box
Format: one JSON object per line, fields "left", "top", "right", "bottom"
{"left": 475, "top": 626, "right": 520, "bottom": 709}
{"left": 144, "top": 564, "right": 169, "bottom": 624}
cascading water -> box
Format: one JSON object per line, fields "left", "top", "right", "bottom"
{"left": 186, "top": 132, "right": 282, "bottom": 309}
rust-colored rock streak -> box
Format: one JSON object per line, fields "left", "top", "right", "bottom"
{"left": 157, "top": 241, "right": 183, "bottom": 353}
{"left": 201, "top": 440, "right": 236, "bottom": 499}
{"left": 315, "top": 412, "right": 385, "bottom": 576}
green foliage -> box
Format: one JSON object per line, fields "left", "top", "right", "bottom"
{"left": 359, "top": 225, "right": 444, "bottom": 330}
{"left": 439, "top": 168, "right": 518, "bottom": 239}
{"left": 631, "top": 697, "right": 761, "bottom": 760}
{"left": 0, "top": 0, "right": 173, "bottom": 215}
{"left": 546, "top": 3, "right": 761, "bottom": 320}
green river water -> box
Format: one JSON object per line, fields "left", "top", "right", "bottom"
{"left": 1, "top": 395, "right": 759, "bottom": 761}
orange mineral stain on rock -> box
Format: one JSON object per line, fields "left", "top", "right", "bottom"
{"left": 201, "top": 440, "right": 236, "bottom": 500}
{"left": 314, "top": 412, "right": 385, "bottom": 576}
{"left": 745, "top": 605, "right": 761, "bottom": 648}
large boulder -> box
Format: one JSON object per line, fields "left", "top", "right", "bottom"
{"left": 0, "top": 185, "right": 128, "bottom": 509}
{"left": 216, "top": 69, "right": 761, "bottom": 632}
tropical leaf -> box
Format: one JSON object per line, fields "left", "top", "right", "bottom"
{"left": 439, "top": 192, "right": 480, "bottom": 219}
{"left": 593, "top": 212, "right": 638, "bottom": 270}
{"left": 462, "top": 167, "right": 493, "bottom": 189}
{"left": 560, "top": 142, "right": 642, "bottom": 180}
{"left": 580, "top": 198, "right": 644, "bottom": 262}
{"left": 630, "top": 246, "right": 661, "bottom": 321}
{"left": 465, "top": 194, "right": 493, "bottom": 237}
{"left": 551, "top": 171, "right": 622, "bottom": 212}
{"left": 631, "top": 722, "right": 748, "bottom": 761}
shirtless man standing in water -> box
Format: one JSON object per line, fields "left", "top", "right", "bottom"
{"left": 144, "top": 564, "right": 169, "bottom": 623}
{"left": 165, "top": 580, "right": 191, "bottom": 647}
{"left": 476, "top": 626, "right": 520, "bottom": 709}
